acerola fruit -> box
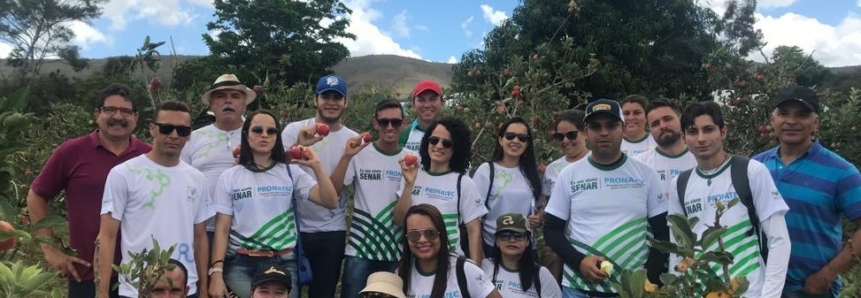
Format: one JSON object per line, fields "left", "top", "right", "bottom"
{"left": 404, "top": 154, "right": 418, "bottom": 166}
{"left": 757, "top": 124, "right": 767, "bottom": 134}
{"left": 362, "top": 132, "right": 372, "bottom": 143}
{"left": 316, "top": 123, "right": 330, "bottom": 136}
{"left": 290, "top": 146, "right": 304, "bottom": 160}
{"left": 0, "top": 220, "right": 17, "bottom": 251}
{"left": 253, "top": 85, "right": 263, "bottom": 93}
{"left": 232, "top": 145, "right": 241, "bottom": 159}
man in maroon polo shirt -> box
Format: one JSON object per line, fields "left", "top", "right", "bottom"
{"left": 27, "top": 83, "right": 151, "bottom": 298}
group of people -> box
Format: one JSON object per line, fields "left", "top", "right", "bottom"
{"left": 24, "top": 70, "right": 861, "bottom": 298}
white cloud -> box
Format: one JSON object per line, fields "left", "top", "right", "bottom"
{"left": 461, "top": 16, "right": 474, "bottom": 37}
{"left": 337, "top": 0, "right": 420, "bottom": 59}
{"left": 68, "top": 21, "right": 107, "bottom": 50}
{"left": 480, "top": 4, "right": 508, "bottom": 26}
{"left": 391, "top": 10, "right": 410, "bottom": 38}
{"left": 858, "top": 0, "right": 861, "bottom": 8}
{"left": 447, "top": 56, "right": 457, "bottom": 63}
{"left": 754, "top": 13, "right": 861, "bottom": 67}
{"left": 700, "top": 0, "right": 800, "bottom": 15}
{"left": 0, "top": 43, "right": 12, "bottom": 58}
{"left": 102, "top": 0, "right": 207, "bottom": 30}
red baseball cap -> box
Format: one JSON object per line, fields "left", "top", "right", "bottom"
{"left": 412, "top": 80, "right": 442, "bottom": 99}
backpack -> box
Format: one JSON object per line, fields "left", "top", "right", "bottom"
{"left": 676, "top": 155, "right": 768, "bottom": 262}
{"left": 456, "top": 256, "right": 471, "bottom": 298}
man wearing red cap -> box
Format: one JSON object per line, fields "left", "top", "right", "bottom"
{"left": 399, "top": 80, "right": 444, "bottom": 151}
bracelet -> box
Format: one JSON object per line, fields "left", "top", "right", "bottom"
{"left": 210, "top": 260, "right": 224, "bottom": 268}
{"left": 848, "top": 240, "right": 861, "bottom": 264}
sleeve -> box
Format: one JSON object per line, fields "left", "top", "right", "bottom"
{"left": 541, "top": 166, "right": 553, "bottom": 197}
{"left": 281, "top": 122, "right": 300, "bottom": 148}
{"left": 458, "top": 177, "right": 488, "bottom": 224}
{"left": 290, "top": 164, "right": 317, "bottom": 202}
{"left": 545, "top": 167, "right": 572, "bottom": 221}
{"left": 646, "top": 168, "right": 668, "bottom": 217}
{"left": 464, "top": 261, "right": 495, "bottom": 298}
{"left": 539, "top": 266, "right": 563, "bottom": 298}
{"left": 748, "top": 161, "right": 790, "bottom": 221}
{"left": 759, "top": 213, "right": 790, "bottom": 298}
{"left": 836, "top": 165, "right": 861, "bottom": 221}
{"left": 100, "top": 168, "right": 129, "bottom": 221}
{"left": 213, "top": 170, "right": 234, "bottom": 215}
{"left": 471, "top": 163, "right": 491, "bottom": 203}
{"left": 343, "top": 156, "right": 357, "bottom": 187}
{"left": 195, "top": 177, "right": 216, "bottom": 224}
{"left": 29, "top": 143, "right": 70, "bottom": 199}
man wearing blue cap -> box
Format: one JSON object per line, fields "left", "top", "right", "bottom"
{"left": 281, "top": 74, "right": 357, "bottom": 298}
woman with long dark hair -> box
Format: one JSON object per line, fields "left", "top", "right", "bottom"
{"left": 208, "top": 110, "right": 338, "bottom": 298}
{"left": 482, "top": 213, "right": 561, "bottom": 298}
{"left": 393, "top": 117, "right": 487, "bottom": 264}
{"left": 472, "top": 117, "right": 542, "bottom": 256}
{"left": 397, "top": 204, "right": 501, "bottom": 298}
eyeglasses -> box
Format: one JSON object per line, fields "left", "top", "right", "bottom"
{"left": 497, "top": 231, "right": 526, "bottom": 242}
{"left": 503, "top": 132, "right": 530, "bottom": 142}
{"left": 427, "top": 136, "right": 453, "bottom": 148}
{"left": 552, "top": 131, "right": 578, "bottom": 141}
{"left": 153, "top": 123, "right": 192, "bottom": 137}
{"left": 376, "top": 118, "right": 404, "bottom": 128}
{"left": 250, "top": 126, "right": 279, "bottom": 136}
{"left": 100, "top": 106, "right": 135, "bottom": 117}
{"left": 406, "top": 228, "right": 440, "bottom": 242}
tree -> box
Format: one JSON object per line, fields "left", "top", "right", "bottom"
{"left": 0, "top": 0, "right": 104, "bottom": 78}
{"left": 770, "top": 45, "right": 831, "bottom": 87}
{"left": 203, "top": 0, "right": 355, "bottom": 85}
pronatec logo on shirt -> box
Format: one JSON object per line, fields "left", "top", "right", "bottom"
{"left": 257, "top": 185, "right": 293, "bottom": 198}
{"left": 359, "top": 169, "right": 382, "bottom": 181}
{"left": 422, "top": 187, "right": 456, "bottom": 201}
{"left": 686, "top": 191, "right": 738, "bottom": 215}
{"left": 602, "top": 177, "right": 645, "bottom": 189}
{"left": 658, "top": 169, "right": 683, "bottom": 181}
{"left": 569, "top": 178, "right": 599, "bottom": 194}
{"left": 504, "top": 280, "right": 534, "bottom": 294}
{"left": 385, "top": 169, "right": 402, "bottom": 182}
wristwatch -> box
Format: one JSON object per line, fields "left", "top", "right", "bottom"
{"left": 208, "top": 267, "right": 223, "bottom": 276}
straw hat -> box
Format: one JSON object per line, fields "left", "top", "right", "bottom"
{"left": 359, "top": 272, "right": 406, "bottom": 298}
{"left": 200, "top": 74, "right": 256, "bottom": 105}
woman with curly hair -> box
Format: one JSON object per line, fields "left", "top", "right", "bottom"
{"left": 394, "top": 117, "right": 488, "bottom": 264}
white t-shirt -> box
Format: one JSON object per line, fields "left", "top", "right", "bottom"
{"left": 669, "top": 158, "right": 789, "bottom": 298}
{"left": 481, "top": 259, "right": 562, "bottom": 298}
{"left": 403, "top": 122, "right": 425, "bottom": 152}
{"left": 545, "top": 155, "right": 664, "bottom": 293}
{"left": 403, "top": 255, "right": 496, "bottom": 298}
{"left": 621, "top": 134, "right": 657, "bottom": 157}
{"left": 397, "top": 171, "right": 488, "bottom": 256}
{"left": 180, "top": 124, "right": 242, "bottom": 231}
{"left": 213, "top": 163, "right": 317, "bottom": 252}
{"left": 541, "top": 153, "right": 591, "bottom": 197}
{"left": 101, "top": 155, "right": 214, "bottom": 297}
{"left": 473, "top": 162, "right": 536, "bottom": 246}
{"left": 281, "top": 118, "right": 358, "bottom": 232}
{"left": 343, "top": 144, "right": 412, "bottom": 261}
{"left": 633, "top": 148, "right": 697, "bottom": 203}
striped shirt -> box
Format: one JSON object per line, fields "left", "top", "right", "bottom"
{"left": 754, "top": 140, "right": 861, "bottom": 294}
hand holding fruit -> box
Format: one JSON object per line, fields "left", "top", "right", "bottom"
{"left": 344, "top": 133, "right": 371, "bottom": 157}
{"left": 296, "top": 124, "right": 326, "bottom": 146}
{"left": 579, "top": 255, "right": 608, "bottom": 283}
{"left": 232, "top": 145, "right": 241, "bottom": 165}
{"left": 400, "top": 153, "right": 419, "bottom": 185}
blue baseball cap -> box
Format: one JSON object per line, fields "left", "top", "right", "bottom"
{"left": 316, "top": 74, "right": 347, "bottom": 97}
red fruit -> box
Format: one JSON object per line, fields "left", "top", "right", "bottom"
{"left": 757, "top": 124, "right": 767, "bottom": 134}
{"left": 404, "top": 154, "right": 418, "bottom": 166}
{"left": 316, "top": 123, "right": 330, "bottom": 136}
{"left": 148, "top": 77, "right": 161, "bottom": 93}
{"left": 362, "top": 132, "right": 372, "bottom": 143}
{"left": 232, "top": 145, "right": 241, "bottom": 159}
{"left": 729, "top": 98, "right": 740, "bottom": 106}
{"left": 253, "top": 85, "right": 263, "bottom": 93}
{"left": 0, "top": 220, "right": 16, "bottom": 251}
{"left": 512, "top": 86, "right": 520, "bottom": 99}
{"left": 708, "top": 66, "right": 717, "bottom": 74}
{"left": 19, "top": 214, "right": 29, "bottom": 225}
{"left": 290, "top": 146, "right": 304, "bottom": 160}
{"left": 754, "top": 73, "right": 764, "bottom": 80}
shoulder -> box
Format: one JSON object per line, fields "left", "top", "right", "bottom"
{"left": 57, "top": 133, "right": 95, "bottom": 152}
{"left": 633, "top": 149, "right": 655, "bottom": 161}
{"left": 744, "top": 157, "right": 770, "bottom": 176}
{"left": 752, "top": 146, "right": 778, "bottom": 162}
{"left": 130, "top": 137, "right": 152, "bottom": 150}
{"left": 179, "top": 162, "right": 207, "bottom": 178}
{"left": 816, "top": 146, "right": 859, "bottom": 173}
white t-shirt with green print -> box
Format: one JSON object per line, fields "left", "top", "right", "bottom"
{"left": 397, "top": 170, "right": 488, "bottom": 256}
{"left": 545, "top": 155, "right": 665, "bottom": 294}
{"left": 212, "top": 163, "right": 317, "bottom": 252}
{"left": 542, "top": 153, "right": 591, "bottom": 198}
{"left": 342, "top": 144, "right": 413, "bottom": 261}
{"left": 633, "top": 148, "right": 697, "bottom": 203}
{"left": 180, "top": 124, "right": 242, "bottom": 231}
{"left": 621, "top": 133, "right": 657, "bottom": 157}
{"left": 473, "top": 162, "right": 536, "bottom": 246}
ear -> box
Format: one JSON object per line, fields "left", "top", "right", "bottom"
{"left": 720, "top": 125, "right": 728, "bottom": 140}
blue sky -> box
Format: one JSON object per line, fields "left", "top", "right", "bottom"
{"left": 2, "top": 0, "right": 860, "bottom": 67}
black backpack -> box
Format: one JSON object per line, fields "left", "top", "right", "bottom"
{"left": 676, "top": 156, "right": 768, "bottom": 261}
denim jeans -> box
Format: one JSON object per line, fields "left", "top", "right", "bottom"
{"left": 300, "top": 231, "right": 346, "bottom": 298}
{"left": 224, "top": 252, "right": 299, "bottom": 298}
{"left": 562, "top": 287, "right": 618, "bottom": 298}
{"left": 339, "top": 256, "right": 399, "bottom": 298}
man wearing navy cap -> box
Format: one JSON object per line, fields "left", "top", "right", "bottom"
{"left": 281, "top": 74, "right": 357, "bottom": 298}
{"left": 250, "top": 264, "right": 293, "bottom": 298}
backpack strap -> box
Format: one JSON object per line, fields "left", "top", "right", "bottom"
{"left": 535, "top": 267, "right": 542, "bottom": 297}
{"left": 456, "top": 172, "right": 465, "bottom": 224}
{"left": 729, "top": 155, "right": 767, "bottom": 262}
{"left": 676, "top": 169, "right": 693, "bottom": 216}
{"left": 456, "top": 256, "right": 472, "bottom": 298}
{"left": 484, "top": 162, "right": 495, "bottom": 210}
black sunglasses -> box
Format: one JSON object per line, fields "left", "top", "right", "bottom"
{"left": 428, "top": 136, "right": 453, "bottom": 148}
{"left": 250, "top": 126, "right": 279, "bottom": 136}
{"left": 503, "top": 132, "right": 530, "bottom": 142}
{"left": 406, "top": 228, "right": 440, "bottom": 242}
{"left": 552, "top": 131, "right": 578, "bottom": 141}
{"left": 153, "top": 123, "right": 192, "bottom": 137}
{"left": 376, "top": 118, "right": 404, "bottom": 128}
{"left": 497, "top": 231, "right": 526, "bottom": 241}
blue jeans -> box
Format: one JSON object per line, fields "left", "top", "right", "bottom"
{"left": 562, "top": 287, "right": 618, "bottom": 298}
{"left": 224, "top": 252, "right": 299, "bottom": 298}
{"left": 300, "top": 231, "right": 346, "bottom": 298}
{"left": 339, "top": 256, "right": 399, "bottom": 298}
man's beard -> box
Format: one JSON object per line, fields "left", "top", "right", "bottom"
{"left": 656, "top": 130, "right": 682, "bottom": 147}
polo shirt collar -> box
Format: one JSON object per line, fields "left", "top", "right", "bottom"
{"left": 411, "top": 120, "right": 424, "bottom": 132}
{"left": 771, "top": 139, "right": 822, "bottom": 160}
{"left": 89, "top": 130, "right": 146, "bottom": 152}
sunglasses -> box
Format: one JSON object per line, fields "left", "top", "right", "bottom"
{"left": 503, "top": 132, "right": 530, "bottom": 142}
{"left": 376, "top": 118, "right": 403, "bottom": 128}
{"left": 497, "top": 231, "right": 526, "bottom": 241}
{"left": 250, "top": 126, "right": 279, "bottom": 136}
{"left": 428, "top": 136, "right": 453, "bottom": 148}
{"left": 406, "top": 228, "right": 440, "bottom": 242}
{"left": 153, "top": 123, "right": 192, "bottom": 137}
{"left": 552, "top": 131, "right": 578, "bottom": 141}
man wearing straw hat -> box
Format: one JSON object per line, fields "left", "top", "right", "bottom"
{"left": 360, "top": 272, "right": 406, "bottom": 298}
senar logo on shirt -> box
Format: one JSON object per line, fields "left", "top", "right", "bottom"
{"left": 603, "top": 176, "right": 645, "bottom": 189}
{"left": 570, "top": 178, "right": 599, "bottom": 194}
{"left": 231, "top": 187, "right": 253, "bottom": 201}
{"left": 685, "top": 197, "right": 703, "bottom": 215}
{"left": 359, "top": 169, "right": 382, "bottom": 181}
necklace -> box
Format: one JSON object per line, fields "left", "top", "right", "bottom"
{"left": 698, "top": 153, "right": 731, "bottom": 186}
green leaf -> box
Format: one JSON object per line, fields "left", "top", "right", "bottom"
{"left": 0, "top": 200, "right": 16, "bottom": 222}
{"left": 659, "top": 272, "right": 679, "bottom": 286}
{"left": 727, "top": 197, "right": 740, "bottom": 210}
{"left": 628, "top": 269, "right": 646, "bottom": 298}
{"left": 0, "top": 86, "right": 30, "bottom": 112}
{"left": 667, "top": 214, "right": 695, "bottom": 248}
{"left": 0, "top": 229, "right": 31, "bottom": 241}
{"left": 699, "top": 226, "right": 726, "bottom": 249}
{"left": 28, "top": 215, "right": 66, "bottom": 232}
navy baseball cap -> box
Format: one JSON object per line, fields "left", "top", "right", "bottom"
{"left": 316, "top": 74, "right": 347, "bottom": 97}
{"left": 771, "top": 85, "right": 819, "bottom": 113}
{"left": 584, "top": 99, "right": 624, "bottom": 123}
